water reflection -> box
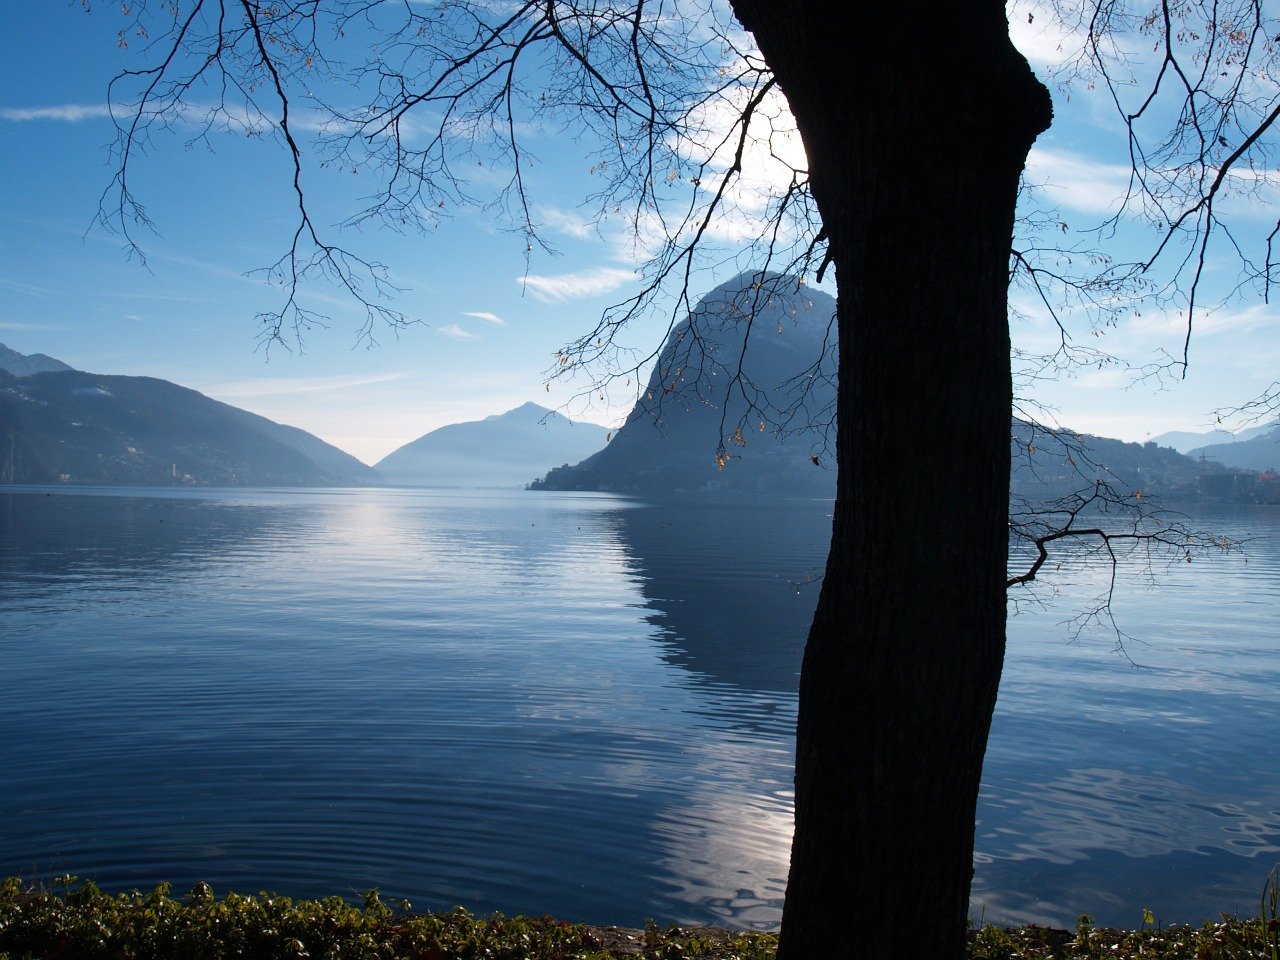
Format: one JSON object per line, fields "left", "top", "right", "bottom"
{"left": 0, "top": 487, "right": 292, "bottom": 596}
{"left": 0, "top": 486, "right": 800, "bottom": 929}
{"left": 610, "top": 499, "right": 831, "bottom": 696}
{"left": 1, "top": 488, "right": 1277, "bottom": 931}
{"left": 977, "top": 507, "right": 1280, "bottom": 926}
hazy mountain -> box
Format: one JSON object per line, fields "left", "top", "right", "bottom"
{"left": 376, "top": 402, "right": 607, "bottom": 488}
{"left": 1011, "top": 420, "right": 1208, "bottom": 500}
{"left": 0, "top": 368, "right": 380, "bottom": 486}
{"left": 1189, "top": 424, "right": 1280, "bottom": 471}
{"left": 1151, "top": 421, "right": 1280, "bottom": 455}
{"left": 0, "top": 342, "right": 75, "bottom": 377}
{"left": 220, "top": 407, "right": 377, "bottom": 484}
{"left": 1149, "top": 427, "right": 1236, "bottom": 454}
{"left": 1235, "top": 421, "right": 1280, "bottom": 442}
{"left": 530, "top": 273, "right": 839, "bottom": 498}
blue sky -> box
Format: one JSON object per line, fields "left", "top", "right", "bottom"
{"left": 2, "top": 3, "right": 1277, "bottom": 464}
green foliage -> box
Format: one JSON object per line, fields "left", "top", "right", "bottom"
{"left": 637, "top": 921, "right": 775, "bottom": 960}
{"left": 0, "top": 877, "right": 608, "bottom": 960}
{"left": 969, "top": 902, "right": 1280, "bottom": 960}
{"left": 5, "top": 875, "right": 1280, "bottom": 960}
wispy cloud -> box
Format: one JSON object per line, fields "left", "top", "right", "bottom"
{"left": 0, "top": 277, "right": 55, "bottom": 297}
{"left": 520, "top": 266, "right": 635, "bottom": 303}
{"left": 438, "top": 323, "right": 480, "bottom": 340}
{"left": 1202, "top": 304, "right": 1280, "bottom": 338}
{"left": 0, "top": 100, "right": 330, "bottom": 133}
{"left": 101, "top": 291, "right": 212, "bottom": 303}
{"left": 207, "top": 372, "right": 409, "bottom": 398}
{"left": 0, "top": 320, "right": 62, "bottom": 331}
{"left": 0, "top": 104, "right": 113, "bottom": 122}
{"left": 535, "top": 206, "right": 594, "bottom": 240}
{"left": 1025, "top": 147, "right": 1132, "bottom": 216}
{"left": 461, "top": 311, "right": 505, "bottom": 326}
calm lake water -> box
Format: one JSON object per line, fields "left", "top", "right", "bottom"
{"left": 1, "top": 485, "right": 1277, "bottom": 930}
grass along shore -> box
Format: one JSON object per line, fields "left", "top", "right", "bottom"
{"left": 1, "top": 874, "right": 1278, "bottom": 959}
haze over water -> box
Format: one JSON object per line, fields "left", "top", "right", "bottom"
{"left": 1, "top": 486, "right": 1277, "bottom": 929}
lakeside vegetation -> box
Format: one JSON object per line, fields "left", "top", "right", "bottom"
{"left": 2, "top": 875, "right": 1278, "bottom": 960}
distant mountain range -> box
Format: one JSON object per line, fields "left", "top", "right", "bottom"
{"left": 5, "top": 321, "right": 1271, "bottom": 495}
{"left": 0, "top": 343, "right": 609, "bottom": 489}
{"left": 1, "top": 344, "right": 377, "bottom": 486}
{"left": 375, "top": 402, "right": 607, "bottom": 488}
{"left": 1151, "top": 422, "right": 1279, "bottom": 456}
{"left": 1148, "top": 421, "right": 1280, "bottom": 471}
{"left": 1010, "top": 421, "right": 1209, "bottom": 500}
{"left": 532, "top": 272, "right": 839, "bottom": 497}
{"left": 0, "top": 342, "right": 73, "bottom": 377}
{"left": 529, "top": 274, "right": 1226, "bottom": 501}
{"left": 1187, "top": 425, "right": 1280, "bottom": 471}
{"left": 1149, "top": 427, "right": 1237, "bottom": 453}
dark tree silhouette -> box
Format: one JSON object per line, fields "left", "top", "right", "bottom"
{"left": 96, "top": 1, "right": 1277, "bottom": 957}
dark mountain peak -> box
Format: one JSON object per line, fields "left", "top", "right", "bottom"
{"left": 0, "top": 342, "right": 76, "bottom": 377}
{"left": 703, "top": 268, "right": 801, "bottom": 297}
{"left": 534, "top": 276, "right": 1203, "bottom": 500}
{"left": 533, "top": 272, "right": 838, "bottom": 498}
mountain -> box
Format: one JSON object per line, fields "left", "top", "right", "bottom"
{"left": 527, "top": 273, "right": 1217, "bottom": 501}
{"left": 0, "top": 368, "right": 380, "bottom": 486}
{"left": 1010, "top": 421, "right": 1207, "bottom": 500}
{"left": 1150, "top": 421, "right": 1279, "bottom": 456}
{"left": 0, "top": 342, "right": 75, "bottom": 377}
{"left": 1149, "top": 427, "right": 1236, "bottom": 454}
{"left": 1235, "top": 421, "right": 1280, "bottom": 442}
{"left": 530, "top": 273, "right": 839, "bottom": 497}
{"left": 1189, "top": 424, "right": 1280, "bottom": 471}
{"left": 220, "top": 407, "right": 377, "bottom": 484}
{"left": 375, "top": 402, "right": 607, "bottom": 488}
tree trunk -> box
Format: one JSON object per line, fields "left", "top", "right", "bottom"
{"left": 727, "top": 3, "right": 1052, "bottom": 957}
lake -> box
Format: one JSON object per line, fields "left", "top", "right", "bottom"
{"left": 0, "top": 485, "right": 1277, "bottom": 930}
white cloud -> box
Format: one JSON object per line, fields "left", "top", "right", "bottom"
{"left": 1007, "top": 1, "right": 1088, "bottom": 70}
{"left": 207, "top": 372, "right": 409, "bottom": 397}
{"left": 438, "top": 323, "right": 480, "bottom": 340}
{"left": 683, "top": 85, "right": 807, "bottom": 215}
{"left": 1025, "top": 147, "right": 1132, "bottom": 216}
{"left": 461, "top": 311, "right": 505, "bottom": 326}
{"left": 520, "top": 266, "right": 636, "bottom": 303}
{"left": 589, "top": 81, "right": 811, "bottom": 268}
{"left": 535, "top": 206, "right": 594, "bottom": 240}
{"left": 0, "top": 104, "right": 112, "bottom": 122}
{"left": 0, "top": 100, "right": 333, "bottom": 136}
{"left": 0, "top": 320, "right": 61, "bottom": 331}
{"left": 1184, "top": 303, "right": 1278, "bottom": 339}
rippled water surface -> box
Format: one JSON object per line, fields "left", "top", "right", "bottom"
{"left": 1, "top": 486, "right": 1277, "bottom": 929}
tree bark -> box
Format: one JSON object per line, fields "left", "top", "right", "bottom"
{"left": 726, "top": 3, "right": 1052, "bottom": 957}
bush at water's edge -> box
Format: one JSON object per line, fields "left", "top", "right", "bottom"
{"left": 2, "top": 874, "right": 1278, "bottom": 960}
